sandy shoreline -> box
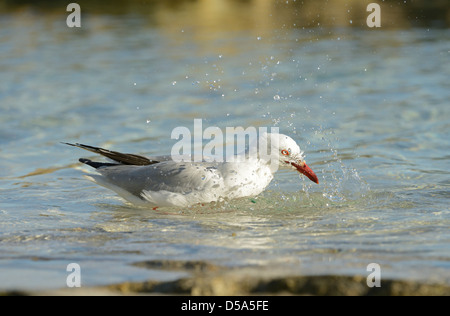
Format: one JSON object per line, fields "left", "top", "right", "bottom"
{"left": 2, "top": 260, "right": 449, "bottom": 296}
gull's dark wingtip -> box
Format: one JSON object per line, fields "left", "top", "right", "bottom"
{"left": 79, "top": 158, "right": 119, "bottom": 169}
{"left": 79, "top": 158, "right": 96, "bottom": 168}
{"left": 65, "top": 142, "right": 158, "bottom": 166}
{"left": 61, "top": 142, "right": 76, "bottom": 146}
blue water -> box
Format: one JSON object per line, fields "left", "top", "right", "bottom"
{"left": 0, "top": 5, "right": 449, "bottom": 290}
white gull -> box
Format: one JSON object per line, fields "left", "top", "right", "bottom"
{"left": 65, "top": 133, "right": 318, "bottom": 207}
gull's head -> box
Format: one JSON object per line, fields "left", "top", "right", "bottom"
{"left": 262, "top": 133, "right": 319, "bottom": 184}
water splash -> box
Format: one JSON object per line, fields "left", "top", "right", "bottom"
{"left": 322, "top": 165, "right": 370, "bottom": 203}
{"left": 314, "top": 128, "right": 371, "bottom": 203}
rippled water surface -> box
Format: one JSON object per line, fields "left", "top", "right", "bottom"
{"left": 0, "top": 2, "right": 449, "bottom": 290}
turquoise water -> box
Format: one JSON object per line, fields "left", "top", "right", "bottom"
{"left": 0, "top": 6, "right": 449, "bottom": 290}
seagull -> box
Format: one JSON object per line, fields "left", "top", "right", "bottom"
{"left": 64, "top": 133, "right": 318, "bottom": 207}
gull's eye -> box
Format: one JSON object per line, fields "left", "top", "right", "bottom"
{"left": 281, "top": 149, "right": 290, "bottom": 156}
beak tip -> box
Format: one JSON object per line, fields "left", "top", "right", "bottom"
{"left": 292, "top": 162, "right": 319, "bottom": 184}
{"left": 308, "top": 173, "right": 319, "bottom": 184}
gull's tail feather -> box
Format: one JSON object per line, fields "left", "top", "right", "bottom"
{"left": 62, "top": 142, "right": 158, "bottom": 166}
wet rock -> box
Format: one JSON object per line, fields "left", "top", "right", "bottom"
{"left": 107, "top": 272, "right": 450, "bottom": 296}
{"left": 103, "top": 260, "right": 450, "bottom": 296}
{"left": 3, "top": 260, "right": 449, "bottom": 296}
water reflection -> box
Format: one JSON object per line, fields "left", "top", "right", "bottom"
{"left": 1, "top": 0, "right": 448, "bottom": 30}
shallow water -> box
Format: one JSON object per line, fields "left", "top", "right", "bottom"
{"left": 0, "top": 2, "right": 449, "bottom": 290}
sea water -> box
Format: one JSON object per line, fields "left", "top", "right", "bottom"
{"left": 0, "top": 3, "right": 449, "bottom": 290}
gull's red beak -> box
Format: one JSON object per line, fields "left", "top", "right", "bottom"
{"left": 290, "top": 161, "right": 319, "bottom": 184}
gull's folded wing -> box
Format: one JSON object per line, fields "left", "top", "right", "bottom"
{"left": 63, "top": 142, "right": 159, "bottom": 166}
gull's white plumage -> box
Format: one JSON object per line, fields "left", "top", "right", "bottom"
{"left": 67, "top": 133, "right": 318, "bottom": 207}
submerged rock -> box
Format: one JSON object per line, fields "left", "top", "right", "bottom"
{"left": 105, "top": 260, "right": 450, "bottom": 296}
{"left": 107, "top": 273, "right": 450, "bottom": 296}
{"left": 2, "top": 260, "right": 449, "bottom": 296}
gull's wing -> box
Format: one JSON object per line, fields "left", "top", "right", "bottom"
{"left": 93, "top": 161, "right": 222, "bottom": 195}
{"left": 81, "top": 161, "right": 228, "bottom": 207}
{"left": 63, "top": 142, "right": 159, "bottom": 166}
